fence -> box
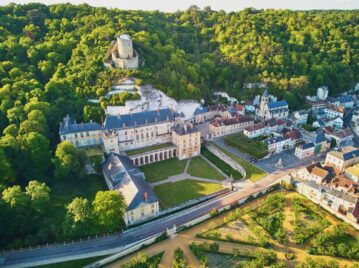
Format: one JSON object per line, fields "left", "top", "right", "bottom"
{"left": 89, "top": 183, "right": 280, "bottom": 267}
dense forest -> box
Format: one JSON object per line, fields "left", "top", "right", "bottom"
{"left": 0, "top": 3, "right": 358, "bottom": 248}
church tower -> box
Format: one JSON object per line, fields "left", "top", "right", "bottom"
{"left": 259, "top": 89, "right": 269, "bottom": 117}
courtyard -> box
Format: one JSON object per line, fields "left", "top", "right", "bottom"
{"left": 139, "top": 155, "right": 229, "bottom": 208}
{"left": 106, "top": 190, "right": 359, "bottom": 268}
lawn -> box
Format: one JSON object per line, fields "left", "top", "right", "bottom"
{"left": 188, "top": 157, "right": 226, "bottom": 181}
{"left": 140, "top": 158, "right": 187, "bottom": 182}
{"left": 212, "top": 143, "right": 266, "bottom": 182}
{"left": 48, "top": 174, "right": 108, "bottom": 229}
{"left": 224, "top": 133, "right": 268, "bottom": 159}
{"left": 126, "top": 142, "right": 174, "bottom": 156}
{"left": 201, "top": 147, "right": 243, "bottom": 180}
{"left": 80, "top": 146, "right": 103, "bottom": 157}
{"left": 153, "top": 179, "right": 223, "bottom": 209}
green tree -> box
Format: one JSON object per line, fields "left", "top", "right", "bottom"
{"left": 62, "top": 197, "right": 93, "bottom": 238}
{"left": 92, "top": 191, "right": 126, "bottom": 232}
{"left": 53, "top": 141, "right": 85, "bottom": 180}
{"left": 25, "top": 180, "right": 50, "bottom": 214}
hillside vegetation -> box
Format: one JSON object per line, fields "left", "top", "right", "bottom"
{"left": 0, "top": 3, "right": 358, "bottom": 249}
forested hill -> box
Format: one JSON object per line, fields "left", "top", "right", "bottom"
{"left": 0, "top": 4, "right": 358, "bottom": 181}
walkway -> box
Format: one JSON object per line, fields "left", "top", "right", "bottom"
{"left": 150, "top": 158, "right": 231, "bottom": 188}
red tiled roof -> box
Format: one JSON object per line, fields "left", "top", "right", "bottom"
{"left": 245, "top": 123, "right": 265, "bottom": 132}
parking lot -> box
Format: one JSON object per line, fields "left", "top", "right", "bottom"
{"left": 256, "top": 148, "right": 325, "bottom": 173}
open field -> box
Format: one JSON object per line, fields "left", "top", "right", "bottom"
{"left": 188, "top": 156, "right": 226, "bottom": 181}
{"left": 212, "top": 143, "right": 266, "bottom": 182}
{"left": 201, "top": 147, "right": 243, "bottom": 180}
{"left": 153, "top": 179, "right": 223, "bottom": 209}
{"left": 140, "top": 158, "right": 187, "bottom": 182}
{"left": 224, "top": 133, "right": 268, "bottom": 159}
{"left": 125, "top": 143, "right": 174, "bottom": 156}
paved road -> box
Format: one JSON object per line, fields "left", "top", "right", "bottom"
{"left": 212, "top": 138, "right": 324, "bottom": 174}
{"left": 1, "top": 171, "right": 287, "bottom": 268}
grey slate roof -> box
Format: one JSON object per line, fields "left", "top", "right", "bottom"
{"left": 343, "top": 149, "right": 359, "bottom": 161}
{"left": 194, "top": 107, "right": 207, "bottom": 115}
{"left": 300, "top": 142, "right": 315, "bottom": 150}
{"left": 314, "top": 133, "right": 328, "bottom": 144}
{"left": 59, "top": 115, "right": 103, "bottom": 135}
{"left": 173, "top": 124, "right": 199, "bottom": 135}
{"left": 102, "top": 153, "right": 158, "bottom": 210}
{"left": 104, "top": 108, "right": 179, "bottom": 130}
{"left": 267, "top": 100, "right": 288, "bottom": 109}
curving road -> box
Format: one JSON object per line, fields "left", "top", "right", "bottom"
{"left": 0, "top": 150, "right": 324, "bottom": 268}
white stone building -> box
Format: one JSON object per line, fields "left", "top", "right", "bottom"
{"left": 102, "top": 154, "right": 159, "bottom": 225}
{"left": 324, "top": 147, "right": 359, "bottom": 171}
{"left": 317, "top": 86, "right": 329, "bottom": 100}
{"left": 264, "top": 135, "right": 291, "bottom": 154}
{"left": 295, "top": 142, "right": 315, "bottom": 159}
{"left": 59, "top": 115, "right": 103, "bottom": 148}
{"left": 209, "top": 116, "right": 254, "bottom": 137}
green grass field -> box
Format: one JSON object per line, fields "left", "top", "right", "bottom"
{"left": 212, "top": 144, "right": 266, "bottom": 182}
{"left": 153, "top": 179, "right": 223, "bottom": 209}
{"left": 126, "top": 143, "right": 174, "bottom": 156}
{"left": 224, "top": 133, "right": 268, "bottom": 159}
{"left": 140, "top": 158, "right": 187, "bottom": 182}
{"left": 188, "top": 157, "right": 226, "bottom": 181}
{"left": 201, "top": 147, "right": 243, "bottom": 180}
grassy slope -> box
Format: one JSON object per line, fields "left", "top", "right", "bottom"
{"left": 153, "top": 179, "right": 223, "bottom": 209}
{"left": 140, "top": 158, "right": 187, "bottom": 182}
{"left": 212, "top": 143, "right": 266, "bottom": 182}
{"left": 188, "top": 157, "right": 226, "bottom": 181}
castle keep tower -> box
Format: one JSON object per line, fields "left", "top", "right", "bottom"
{"left": 106, "top": 34, "right": 139, "bottom": 69}
{"left": 117, "top": 35, "right": 134, "bottom": 59}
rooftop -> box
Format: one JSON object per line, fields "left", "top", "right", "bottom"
{"left": 298, "top": 142, "right": 315, "bottom": 150}
{"left": 300, "top": 180, "right": 357, "bottom": 204}
{"left": 327, "top": 147, "right": 359, "bottom": 161}
{"left": 211, "top": 115, "right": 253, "bottom": 127}
{"left": 104, "top": 108, "right": 179, "bottom": 130}
{"left": 59, "top": 115, "right": 102, "bottom": 135}
{"left": 245, "top": 123, "right": 265, "bottom": 132}
{"left": 173, "top": 123, "right": 199, "bottom": 135}
{"left": 102, "top": 154, "right": 158, "bottom": 210}
{"left": 267, "top": 100, "right": 288, "bottom": 109}
{"left": 264, "top": 135, "right": 289, "bottom": 145}
{"left": 345, "top": 163, "right": 359, "bottom": 177}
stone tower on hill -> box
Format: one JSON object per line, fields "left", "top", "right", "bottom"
{"left": 105, "top": 34, "right": 139, "bottom": 69}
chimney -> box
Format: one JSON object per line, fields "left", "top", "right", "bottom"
{"left": 144, "top": 192, "right": 148, "bottom": 202}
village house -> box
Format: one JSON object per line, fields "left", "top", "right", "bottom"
{"left": 324, "top": 147, "right": 359, "bottom": 171}
{"left": 243, "top": 123, "right": 266, "bottom": 138}
{"left": 291, "top": 110, "right": 308, "bottom": 126}
{"left": 325, "top": 175, "right": 359, "bottom": 196}
{"left": 295, "top": 142, "right": 315, "bottom": 159}
{"left": 59, "top": 115, "right": 103, "bottom": 147}
{"left": 345, "top": 163, "right": 359, "bottom": 183}
{"left": 325, "top": 128, "right": 354, "bottom": 148}
{"left": 313, "top": 116, "right": 343, "bottom": 130}
{"left": 296, "top": 163, "right": 330, "bottom": 184}
{"left": 102, "top": 154, "right": 159, "bottom": 225}
{"left": 283, "top": 129, "right": 303, "bottom": 149}
{"left": 297, "top": 180, "right": 359, "bottom": 224}
{"left": 264, "top": 135, "right": 291, "bottom": 154}
{"left": 209, "top": 116, "right": 254, "bottom": 137}
{"left": 328, "top": 95, "right": 355, "bottom": 109}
